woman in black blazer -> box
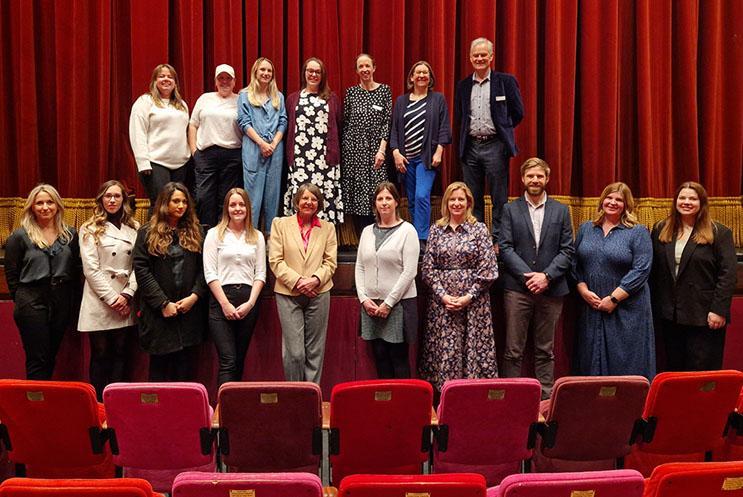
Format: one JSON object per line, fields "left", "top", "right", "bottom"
{"left": 651, "top": 181, "right": 737, "bottom": 371}
{"left": 133, "top": 182, "right": 207, "bottom": 381}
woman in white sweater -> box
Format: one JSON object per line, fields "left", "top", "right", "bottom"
{"left": 129, "top": 63, "right": 191, "bottom": 212}
{"left": 354, "top": 181, "right": 419, "bottom": 378}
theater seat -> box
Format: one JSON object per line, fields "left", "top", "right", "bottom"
{"left": 338, "top": 473, "right": 487, "bottom": 497}
{"left": 533, "top": 375, "right": 649, "bottom": 472}
{"left": 216, "top": 381, "right": 322, "bottom": 473}
{"left": 0, "top": 380, "right": 115, "bottom": 477}
{"left": 171, "top": 471, "right": 323, "bottom": 497}
{"left": 490, "top": 469, "right": 644, "bottom": 497}
{"left": 715, "top": 388, "right": 743, "bottom": 461}
{"left": 643, "top": 461, "right": 743, "bottom": 497}
{"left": 102, "top": 382, "right": 215, "bottom": 492}
{"left": 433, "top": 378, "right": 541, "bottom": 485}
{"left": 626, "top": 370, "right": 743, "bottom": 476}
{"left": 328, "top": 379, "right": 434, "bottom": 485}
{"left": 0, "top": 477, "right": 158, "bottom": 497}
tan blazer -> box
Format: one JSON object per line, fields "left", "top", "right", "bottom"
{"left": 269, "top": 215, "right": 337, "bottom": 296}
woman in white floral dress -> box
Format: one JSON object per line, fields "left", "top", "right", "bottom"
{"left": 284, "top": 57, "right": 344, "bottom": 224}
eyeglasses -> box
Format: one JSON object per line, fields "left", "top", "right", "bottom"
{"left": 103, "top": 194, "right": 123, "bottom": 200}
{"left": 305, "top": 69, "right": 322, "bottom": 75}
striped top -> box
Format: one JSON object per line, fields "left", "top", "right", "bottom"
{"left": 403, "top": 96, "right": 427, "bottom": 159}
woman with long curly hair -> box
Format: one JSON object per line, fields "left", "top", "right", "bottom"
{"left": 133, "top": 182, "right": 207, "bottom": 381}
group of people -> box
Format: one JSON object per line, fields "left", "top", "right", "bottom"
{"left": 4, "top": 37, "right": 736, "bottom": 400}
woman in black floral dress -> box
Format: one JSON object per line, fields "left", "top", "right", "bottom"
{"left": 419, "top": 181, "right": 499, "bottom": 390}
{"left": 284, "top": 57, "right": 344, "bottom": 224}
{"left": 342, "top": 53, "right": 392, "bottom": 232}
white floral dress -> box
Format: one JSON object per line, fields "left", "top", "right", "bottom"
{"left": 283, "top": 90, "right": 344, "bottom": 223}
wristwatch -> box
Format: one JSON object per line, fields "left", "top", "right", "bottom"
{"left": 543, "top": 272, "right": 552, "bottom": 281}
{"left": 610, "top": 295, "right": 619, "bottom": 304}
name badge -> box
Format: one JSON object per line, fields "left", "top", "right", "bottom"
{"left": 495, "top": 95, "right": 506, "bottom": 101}
{"left": 371, "top": 104, "right": 383, "bottom": 111}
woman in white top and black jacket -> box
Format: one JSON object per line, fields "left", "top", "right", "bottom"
{"left": 78, "top": 180, "right": 138, "bottom": 399}
{"left": 355, "top": 182, "right": 419, "bottom": 378}
{"left": 203, "top": 188, "right": 266, "bottom": 386}
{"left": 129, "top": 63, "right": 191, "bottom": 212}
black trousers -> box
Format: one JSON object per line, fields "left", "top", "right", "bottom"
{"left": 193, "top": 146, "right": 242, "bottom": 229}
{"left": 209, "top": 284, "right": 259, "bottom": 387}
{"left": 661, "top": 318, "right": 726, "bottom": 371}
{"left": 88, "top": 327, "right": 132, "bottom": 399}
{"left": 148, "top": 345, "right": 199, "bottom": 382}
{"left": 371, "top": 339, "right": 410, "bottom": 379}
{"left": 139, "top": 161, "right": 190, "bottom": 216}
{"left": 13, "top": 281, "right": 74, "bottom": 380}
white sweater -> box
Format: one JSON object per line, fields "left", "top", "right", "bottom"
{"left": 190, "top": 92, "right": 242, "bottom": 150}
{"left": 355, "top": 221, "right": 419, "bottom": 308}
{"left": 129, "top": 94, "right": 191, "bottom": 171}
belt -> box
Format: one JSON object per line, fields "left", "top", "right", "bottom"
{"left": 470, "top": 135, "right": 497, "bottom": 143}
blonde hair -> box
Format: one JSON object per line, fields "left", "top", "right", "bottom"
{"left": 658, "top": 181, "right": 714, "bottom": 245}
{"left": 148, "top": 63, "right": 187, "bottom": 112}
{"left": 520, "top": 157, "right": 551, "bottom": 177}
{"left": 243, "top": 57, "right": 281, "bottom": 109}
{"left": 20, "top": 184, "right": 73, "bottom": 248}
{"left": 81, "top": 180, "right": 139, "bottom": 243}
{"left": 592, "top": 182, "right": 639, "bottom": 227}
{"left": 215, "top": 188, "right": 258, "bottom": 244}
{"left": 146, "top": 182, "right": 202, "bottom": 256}
{"left": 436, "top": 182, "right": 477, "bottom": 227}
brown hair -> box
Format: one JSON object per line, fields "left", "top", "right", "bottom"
{"left": 215, "top": 188, "right": 258, "bottom": 244}
{"left": 592, "top": 182, "right": 639, "bottom": 227}
{"left": 520, "top": 157, "right": 551, "bottom": 177}
{"left": 372, "top": 181, "right": 402, "bottom": 223}
{"left": 301, "top": 57, "right": 331, "bottom": 100}
{"left": 657, "top": 181, "right": 714, "bottom": 245}
{"left": 81, "top": 180, "right": 139, "bottom": 243}
{"left": 406, "top": 60, "right": 436, "bottom": 90}
{"left": 291, "top": 183, "right": 325, "bottom": 213}
{"left": 147, "top": 63, "right": 187, "bottom": 112}
{"left": 436, "top": 182, "right": 477, "bottom": 227}
{"left": 146, "top": 182, "right": 202, "bottom": 256}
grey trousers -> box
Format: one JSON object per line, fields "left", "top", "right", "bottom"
{"left": 502, "top": 289, "right": 564, "bottom": 399}
{"left": 275, "top": 292, "right": 330, "bottom": 384}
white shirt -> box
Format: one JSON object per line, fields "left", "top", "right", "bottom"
{"left": 190, "top": 92, "right": 242, "bottom": 150}
{"left": 129, "top": 94, "right": 191, "bottom": 171}
{"left": 525, "top": 192, "right": 547, "bottom": 249}
{"left": 203, "top": 227, "right": 267, "bottom": 286}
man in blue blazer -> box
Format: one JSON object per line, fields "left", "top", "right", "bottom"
{"left": 455, "top": 37, "right": 524, "bottom": 246}
{"left": 499, "top": 158, "right": 574, "bottom": 399}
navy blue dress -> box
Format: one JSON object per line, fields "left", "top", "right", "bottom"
{"left": 573, "top": 221, "right": 655, "bottom": 379}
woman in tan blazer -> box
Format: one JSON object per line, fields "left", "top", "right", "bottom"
{"left": 269, "top": 182, "right": 337, "bottom": 383}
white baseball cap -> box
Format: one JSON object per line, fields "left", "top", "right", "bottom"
{"left": 215, "top": 64, "right": 235, "bottom": 79}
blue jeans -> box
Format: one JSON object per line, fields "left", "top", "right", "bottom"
{"left": 404, "top": 157, "right": 437, "bottom": 240}
{"left": 242, "top": 136, "right": 284, "bottom": 235}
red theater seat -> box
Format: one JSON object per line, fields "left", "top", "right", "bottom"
{"left": 491, "top": 469, "right": 644, "bottom": 497}
{"left": 626, "top": 370, "right": 743, "bottom": 476}
{"left": 102, "top": 382, "right": 215, "bottom": 493}
{"left": 171, "top": 471, "right": 323, "bottom": 497}
{"left": 716, "top": 388, "right": 743, "bottom": 461}
{"left": 534, "top": 375, "right": 649, "bottom": 472}
{"left": 328, "top": 379, "right": 434, "bottom": 485}
{"left": 643, "top": 461, "right": 743, "bottom": 497}
{"left": 216, "top": 381, "right": 322, "bottom": 473}
{"left": 338, "top": 473, "right": 487, "bottom": 497}
{"left": 433, "top": 378, "right": 541, "bottom": 486}
{"left": 0, "top": 478, "right": 157, "bottom": 497}
{"left": 0, "top": 380, "right": 114, "bottom": 477}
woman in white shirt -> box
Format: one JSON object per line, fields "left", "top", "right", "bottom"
{"left": 189, "top": 64, "right": 243, "bottom": 228}
{"left": 355, "top": 181, "right": 419, "bottom": 378}
{"left": 129, "top": 64, "right": 191, "bottom": 213}
{"left": 78, "top": 180, "right": 139, "bottom": 398}
{"left": 203, "top": 187, "right": 266, "bottom": 386}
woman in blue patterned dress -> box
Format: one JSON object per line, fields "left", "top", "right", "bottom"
{"left": 573, "top": 182, "right": 655, "bottom": 379}
{"left": 419, "top": 182, "right": 499, "bottom": 390}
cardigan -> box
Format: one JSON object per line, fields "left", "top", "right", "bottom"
{"left": 390, "top": 91, "right": 452, "bottom": 169}
{"left": 285, "top": 91, "right": 342, "bottom": 166}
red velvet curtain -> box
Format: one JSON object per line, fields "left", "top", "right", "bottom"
{"left": 0, "top": 0, "right": 740, "bottom": 199}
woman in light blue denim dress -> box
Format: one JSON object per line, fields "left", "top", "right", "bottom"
{"left": 237, "top": 57, "right": 287, "bottom": 236}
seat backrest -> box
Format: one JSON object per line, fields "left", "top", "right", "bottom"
{"left": 0, "top": 477, "right": 155, "bottom": 497}
{"left": 435, "top": 378, "right": 541, "bottom": 465}
{"left": 217, "top": 381, "right": 322, "bottom": 472}
{"left": 639, "top": 371, "right": 743, "bottom": 454}
{"left": 172, "top": 471, "right": 323, "bottom": 497}
{"left": 644, "top": 462, "right": 743, "bottom": 497}
{"left": 329, "top": 379, "right": 433, "bottom": 484}
{"left": 338, "top": 473, "right": 487, "bottom": 497}
{"left": 496, "top": 469, "right": 644, "bottom": 497}
{"left": 542, "top": 375, "right": 649, "bottom": 460}
{"left": 103, "top": 382, "right": 213, "bottom": 469}
{"left": 0, "top": 380, "right": 107, "bottom": 468}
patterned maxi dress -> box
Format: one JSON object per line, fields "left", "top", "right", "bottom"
{"left": 283, "top": 91, "right": 344, "bottom": 223}
{"left": 419, "top": 221, "right": 499, "bottom": 390}
{"left": 341, "top": 84, "right": 392, "bottom": 216}
{"left": 573, "top": 222, "right": 656, "bottom": 379}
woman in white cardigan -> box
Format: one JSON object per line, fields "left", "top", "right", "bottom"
{"left": 354, "top": 181, "right": 419, "bottom": 378}
{"left": 78, "top": 180, "right": 139, "bottom": 399}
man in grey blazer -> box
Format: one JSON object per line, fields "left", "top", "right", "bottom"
{"left": 499, "top": 158, "right": 574, "bottom": 399}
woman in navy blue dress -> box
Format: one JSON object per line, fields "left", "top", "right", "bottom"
{"left": 573, "top": 182, "right": 655, "bottom": 379}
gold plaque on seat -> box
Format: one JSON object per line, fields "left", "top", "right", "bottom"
{"left": 405, "top": 493, "right": 430, "bottom": 497}
{"left": 229, "top": 490, "right": 255, "bottom": 497}
{"left": 570, "top": 490, "right": 595, "bottom": 497}
{"left": 26, "top": 391, "right": 44, "bottom": 401}
{"left": 488, "top": 389, "right": 505, "bottom": 400}
{"left": 260, "top": 393, "right": 278, "bottom": 404}
{"left": 375, "top": 391, "right": 392, "bottom": 401}
{"left": 140, "top": 393, "right": 159, "bottom": 404}
{"left": 599, "top": 386, "right": 617, "bottom": 397}
{"left": 700, "top": 381, "right": 717, "bottom": 392}
{"left": 722, "top": 477, "right": 743, "bottom": 490}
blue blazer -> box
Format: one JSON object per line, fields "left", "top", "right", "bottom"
{"left": 499, "top": 195, "right": 574, "bottom": 297}
{"left": 390, "top": 91, "right": 452, "bottom": 170}
{"left": 455, "top": 70, "right": 524, "bottom": 159}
